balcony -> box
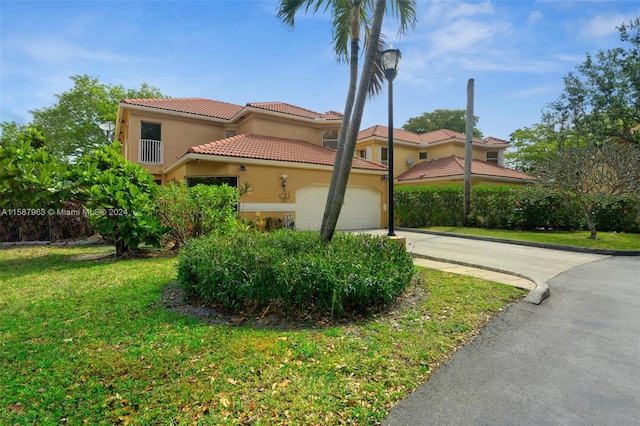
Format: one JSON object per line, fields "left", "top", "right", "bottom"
{"left": 139, "top": 139, "right": 163, "bottom": 164}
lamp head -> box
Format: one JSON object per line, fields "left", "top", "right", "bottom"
{"left": 381, "top": 48, "right": 401, "bottom": 81}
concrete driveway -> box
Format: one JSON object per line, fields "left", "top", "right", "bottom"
{"left": 378, "top": 230, "right": 640, "bottom": 425}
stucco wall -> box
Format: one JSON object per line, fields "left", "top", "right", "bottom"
{"left": 179, "top": 159, "right": 387, "bottom": 227}
{"left": 124, "top": 110, "right": 226, "bottom": 177}
{"left": 237, "top": 115, "right": 338, "bottom": 146}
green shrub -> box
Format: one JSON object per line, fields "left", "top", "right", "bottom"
{"left": 0, "top": 129, "right": 90, "bottom": 241}
{"left": 72, "top": 142, "right": 168, "bottom": 256}
{"left": 156, "top": 182, "right": 238, "bottom": 248}
{"left": 177, "top": 230, "right": 414, "bottom": 317}
{"left": 395, "top": 184, "right": 639, "bottom": 233}
{"left": 395, "top": 185, "right": 463, "bottom": 227}
{"left": 592, "top": 196, "right": 640, "bottom": 233}
{"left": 469, "top": 186, "right": 519, "bottom": 229}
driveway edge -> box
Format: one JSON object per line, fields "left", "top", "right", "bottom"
{"left": 398, "top": 227, "right": 640, "bottom": 256}
{"left": 412, "top": 253, "right": 550, "bottom": 304}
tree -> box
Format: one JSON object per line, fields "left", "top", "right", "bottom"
{"left": 535, "top": 142, "right": 640, "bottom": 239}
{"left": 30, "top": 75, "right": 166, "bottom": 159}
{"left": 543, "top": 18, "right": 640, "bottom": 145}
{"left": 72, "top": 142, "right": 168, "bottom": 256}
{"left": 0, "top": 125, "right": 73, "bottom": 241}
{"left": 403, "top": 109, "right": 483, "bottom": 137}
{"left": 278, "top": 0, "right": 417, "bottom": 242}
{"left": 508, "top": 18, "right": 640, "bottom": 173}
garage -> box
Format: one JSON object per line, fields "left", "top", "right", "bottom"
{"left": 295, "top": 184, "right": 381, "bottom": 231}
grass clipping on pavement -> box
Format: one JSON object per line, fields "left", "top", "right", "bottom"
{"left": 0, "top": 245, "right": 525, "bottom": 425}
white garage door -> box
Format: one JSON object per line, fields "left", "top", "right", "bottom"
{"left": 295, "top": 185, "right": 381, "bottom": 231}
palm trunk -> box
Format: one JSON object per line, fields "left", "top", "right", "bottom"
{"left": 463, "top": 78, "right": 474, "bottom": 226}
{"left": 321, "top": 11, "right": 360, "bottom": 240}
{"left": 320, "top": 0, "right": 386, "bottom": 242}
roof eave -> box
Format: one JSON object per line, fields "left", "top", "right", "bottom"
{"left": 120, "top": 102, "right": 232, "bottom": 123}
{"left": 164, "top": 153, "right": 386, "bottom": 176}
{"left": 229, "top": 105, "right": 342, "bottom": 125}
{"left": 397, "top": 173, "right": 532, "bottom": 183}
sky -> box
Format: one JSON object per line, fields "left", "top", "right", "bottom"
{"left": 1, "top": 0, "right": 638, "bottom": 141}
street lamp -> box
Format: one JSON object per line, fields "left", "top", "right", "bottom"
{"left": 98, "top": 121, "right": 115, "bottom": 142}
{"left": 381, "top": 47, "right": 401, "bottom": 236}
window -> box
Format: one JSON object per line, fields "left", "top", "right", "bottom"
{"left": 419, "top": 152, "right": 427, "bottom": 160}
{"left": 322, "top": 130, "right": 339, "bottom": 149}
{"left": 358, "top": 149, "right": 367, "bottom": 159}
{"left": 486, "top": 151, "right": 499, "bottom": 164}
{"left": 140, "top": 122, "right": 162, "bottom": 164}
{"left": 141, "top": 122, "right": 161, "bottom": 140}
{"left": 380, "top": 147, "right": 388, "bottom": 166}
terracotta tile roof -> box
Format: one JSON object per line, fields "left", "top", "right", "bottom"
{"left": 358, "top": 125, "right": 510, "bottom": 146}
{"left": 246, "top": 102, "right": 343, "bottom": 121}
{"left": 358, "top": 125, "right": 423, "bottom": 144}
{"left": 188, "top": 133, "right": 386, "bottom": 171}
{"left": 396, "top": 155, "right": 532, "bottom": 181}
{"left": 121, "top": 97, "right": 243, "bottom": 120}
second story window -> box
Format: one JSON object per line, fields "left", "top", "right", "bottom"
{"left": 380, "top": 147, "right": 388, "bottom": 166}
{"left": 419, "top": 152, "right": 427, "bottom": 160}
{"left": 322, "top": 130, "right": 339, "bottom": 149}
{"left": 486, "top": 151, "right": 499, "bottom": 165}
{"left": 140, "top": 122, "right": 162, "bottom": 164}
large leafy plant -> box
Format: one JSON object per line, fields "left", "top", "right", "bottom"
{"left": 72, "top": 142, "right": 168, "bottom": 255}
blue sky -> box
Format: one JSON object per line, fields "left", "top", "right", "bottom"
{"left": 1, "top": 0, "right": 638, "bottom": 141}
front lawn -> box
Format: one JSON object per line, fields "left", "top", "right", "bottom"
{"left": 423, "top": 227, "right": 640, "bottom": 251}
{"left": 1, "top": 245, "right": 525, "bottom": 425}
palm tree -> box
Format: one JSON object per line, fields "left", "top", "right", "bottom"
{"left": 278, "top": 0, "right": 416, "bottom": 241}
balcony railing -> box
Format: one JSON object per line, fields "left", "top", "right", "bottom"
{"left": 139, "top": 139, "right": 163, "bottom": 164}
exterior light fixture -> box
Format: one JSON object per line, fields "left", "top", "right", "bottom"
{"left": 381, "top": 47, "right": 401, "bottom": 236}
{"left": 240, "top": 165, "right": 246, "bottom": 171}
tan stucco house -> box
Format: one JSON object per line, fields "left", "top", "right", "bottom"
{"left": 114, "top": 98, "right": 388, "bottom": 231}
{"left": 356, "top": 126, "right": 532, "bottom": 186}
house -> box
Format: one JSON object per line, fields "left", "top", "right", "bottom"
{"left": 114, "top": 98, "right": 388, "bottom": 230}
{"left": 356, "top": 126, "right": 532, "bottom": 186}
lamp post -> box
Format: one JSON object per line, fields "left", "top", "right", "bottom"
{"left": 381, "top": 47, "right": 401, "bottom": 237}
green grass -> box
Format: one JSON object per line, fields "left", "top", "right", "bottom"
{"left": 1, "top": 245, "right": 525, "bottom": 425}
{"left": 424, "top": 227, "right": 640, "bottom": 251}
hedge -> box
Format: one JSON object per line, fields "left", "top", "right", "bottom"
{"left": 395, "top": 185, "right": 640, "bottom": 233}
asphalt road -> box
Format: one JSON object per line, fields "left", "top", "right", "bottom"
{"left": 383, "top": 252, "right": 640, "bottom": 425}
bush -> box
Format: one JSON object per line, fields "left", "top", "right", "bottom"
{"left": 469, "top": 186, "right": 518, "bottom": 229}
{"left": 72, "top": 142, "right": 168, "bottom": 256}
{"left": 156, "top": 182, "right": 238, "bottom": 248}
{"left": 395, "top": 185, "right": 463, "bottom": 227}
{"left": 592, "top": 196, "right": 640, "bottom": 233}
{"left": 395, "top": 184, "right": 639, "bottom": 233}
{"left": 0, "top": 130, "right": 91, "bottom": 242}
{"left": 177, "top": 230, "right": 414, "bottom": 317}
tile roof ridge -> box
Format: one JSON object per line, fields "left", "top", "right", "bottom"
{"left": 247, "top": 101, "right": 322, "bottom": 115}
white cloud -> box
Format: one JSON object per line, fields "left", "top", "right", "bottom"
{"left": 428, "top": 19, "right": 511, "bottom": 56}
{"left": 578, "top": 13, "right": 635, "bottom": 39}
{"left": 508, "top": 85, "right": 556, "bottom": 99}
{"left": 527, "top": 10, "right": 544, "bottom": 25}
{"left": 423, "top": 0, "right": 495, "bottom": 23}
{"left": 4, "top": 37, "right": 124, "bottom": 65}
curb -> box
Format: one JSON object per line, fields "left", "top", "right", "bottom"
{"left": 411, "top": 253, "right": 550, "bottom": 305}
{"left": 398, "top": 228, "right": 640, "bottom": 256}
